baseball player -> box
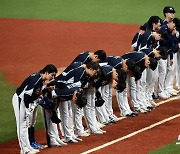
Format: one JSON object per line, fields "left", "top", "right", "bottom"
{"left": 71, "top": 49, "right": 107, "bottom": 64}
{"left": 46, "top": 50, "right": 106, "bottom": 138}
{"left": 47, "top": 61, "right": 101, "bottom": 142}
{"left": 121, "top": 51, "right": 157, "bottom": 113}
{"left": 173, "top": 18, "right": 180, "bottom": 92}
{"left": 157, "top": 6, "right": 177, "bottom": 99}
{"left": 104, "top": 56, "right": 140, "bottom": 117}
{"left": 12, "top": 64, "right": 57, "bottom": 154}
{"left": 139, "top": 47, "right": 168, "bottom": 108}
{"left": 95, "top": 64, "right": 127, "bottom": 124}
{"left": 131, "top": 25, "right": 147, "bottom": 51}
{"left": 136, "top": 16, "right": 164, "bottom": 105}
{"left": 63, "top": 50, "right": 107, "bottom": 135}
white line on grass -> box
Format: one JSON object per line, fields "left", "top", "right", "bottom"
{"left": 81, "top": 95, "right": 180, "bottom": 154}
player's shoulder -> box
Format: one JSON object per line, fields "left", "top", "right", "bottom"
{"left": 29, "top": 72, "right": 41, "bottom": 82}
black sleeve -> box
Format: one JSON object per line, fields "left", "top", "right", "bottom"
{"left": 24, "top": 94, "right": 32, "bottom": 108}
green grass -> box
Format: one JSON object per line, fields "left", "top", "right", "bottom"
{"left": 149, "top": 142, "right": 180, "bottom": 154}
{"left": 0, "top": 0, "right": 180, "bottom": 24}
{"left": 0, "top": 73, "right": 43, "bottom": 143}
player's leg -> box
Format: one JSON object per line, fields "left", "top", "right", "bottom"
{"left": 59, "top": 101, "right": 78, "bottom": 143}
{"left": 12, "top": 93, "right": 23, "bottom": 152}
{"left": 157, "top": 59, "right": 169, "bottom": 99}
{"left": 165, "top": 54, "right": 176, "bottom": 96}
{"left": 95, "top": 86, "right": 111, "bottom": 124}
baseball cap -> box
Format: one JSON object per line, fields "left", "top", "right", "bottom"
{"left": 163, "top": 6, "right": 175, "bottom": 14}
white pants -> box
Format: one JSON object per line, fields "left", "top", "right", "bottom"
{"left": 177, "top": 51, "right": 180, "bottom": 89}
{"left": 128, "top": 75, "right": 147, "bottom": 109}
{"left": 83, "top": 87, "right": 99, "bottom": 133}
{"left": 12, "top": 93, "right": 36, "bottom": 153}
{"left": 102, "top": 84, "right": 115, "bottom": 119}
{"left": 157, "top": 59, "right": 167, "bottom": 94}
{"left": 58, "top": 100, "right": 75, "bottom": 141}
{"left": 71, "top": 101, "right": 85, "bottom": 136}
{"left": 116, "top": 87, "right": 132, "bottom": 116}
{"left": 145, "top": 67, "right": 158, "bottom": 101}
{"left": 165, "top": 54, "right": 175, "bottom": 92}
{"left": 95, "top": 86, "right": 110, "bottom": 123}
{"left": 41, "top": 108, "right": 60, "bottom": 139}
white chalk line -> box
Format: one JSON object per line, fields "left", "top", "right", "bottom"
{"left": 81, "top": 95, "right": 180, "bottom": 154}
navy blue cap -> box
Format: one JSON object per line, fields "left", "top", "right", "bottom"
{"left": 163, "top": 6, "right": 175, "bottom": 14}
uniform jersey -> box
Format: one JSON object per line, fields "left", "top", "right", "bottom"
{"left": 140, "top": 48, "right": 155, "bottom": 58}
{"left": 105, "top": 56, "right": 123, "bottom": 69}
{"left": 49, "top": 62, "right": 90, "bottom": 90}
{"left": 53, "top": 85, "right": 79, "bottom": 101}
{"left": 139, "top": 30, "right": 159, "bottom": 50}
{"left": 71, "top": 51, "right": 92, "bottom": 64}
{"left": 122, "top": 51, "right": 146, "bottom": 72}
{"left": 160, "top": 20, "right": 175, "bottom": 59}
{"left": 16, "top": 73, "right": 43, "bottom": 108}
{"left": 60, "top": 62, "right": 82, "bottom": 76}
{"left": 95, "top": 65, "right": 113, "bottom": 88}
{"left": 131, "top": 32, "right": 144, "bottom": 50}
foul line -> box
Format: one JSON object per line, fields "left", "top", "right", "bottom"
{"left": 157, "top": 95, "right": 180, "bottom": 105}
{"left": 82, "top": 95, "right": 180, "bottom": 154}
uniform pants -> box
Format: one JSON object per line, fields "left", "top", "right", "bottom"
{"left": 12, "top": 93, "right": 34, "bottom": 153}
{"left": 95, "top": 86, "right": 110, "bottom": 123}
{"left": 83, "top": 88, "right": 99, "bottom": 133}
{"left": 102, "top": 84, "right": 115, "bottom": 119}
{"left": 41, "top": 108, "right": 60, "bottom": 140}
{"left": 116, "top": 86, "right": 132, "bottom": 116}
{"left": 71, "top": 101, "right": 85, "bottom": 136}
{"left": 165, "top": 54, "right": 175, "bottom": 92}
{"left": 145, "top": 67, "right": 158, "bottom": 101}
{"left": 157, "top": 59, "right": 167, "bottom": 94}
{"left": 177, "top": 51, "right": 180, "bottom": 89}
{"left": 58, "top": 100, "right": 75, "bottom": 141}
{"left": 128, "top": 76, "right": 141, "bottom": 109}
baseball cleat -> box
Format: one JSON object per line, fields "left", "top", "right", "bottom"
{"left": 50, "top": 138, "right": 61, "bottom": 147}
{"left": 73, "top": 137, "right": 83, "bottom": 142}
{"left": 78, "top": 132, "right": 90, "bottom": 137}
{"left": 91, "top": 130, "right": 103, "bottom": 135}
{"left": 150, "top": 100, "right": 159, "bottom": 107}
{"left": 98, "top": 129, "right": 106, "bottom": 134}
{"left": 56, "top": 138, "right": 67, "bottom": 146}
{"left": 65, "top": 138, "right": 78, "bottom": 143}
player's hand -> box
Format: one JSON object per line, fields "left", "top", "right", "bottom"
{"left": 47, "top": 86, "right": 55, "bottom": 91}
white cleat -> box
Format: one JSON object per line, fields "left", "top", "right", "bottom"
{"left": 97, "top": 121, "right": 106, "bottom": 128}
{"left": 50, "top": 138, "right": 61, "bottom": 147}
{"left": 150, "top": 100, "right": 159, "bottom": 107}
{"left": 158, "top": 92, "right": 169, "bottom": 99}
{"left": 65, "top": 138, "right": 78, "bottom": 143}
{"left": 78, "top": 132, "right": 90, "bottom": 137}
{"left": 172, "top": 89, "right": 179, "bottom": 94}
{"left": 73, "top": 137, "right": 83, "bottom": 142}
{"left": 56, "top": 138, "right": 67, "bottom": 146}
{"left": 98, "top": 129, "right": 106, "bottom": 134}
{"left": 20, "top": 149, "right": 39, "bottom": 154}
{"left": 91, "top": 130, "right": 103, "bottom": 135}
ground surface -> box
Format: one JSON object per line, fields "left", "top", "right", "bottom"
{"left": 0, "top": 18, "right": 180, "bottom": 154}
